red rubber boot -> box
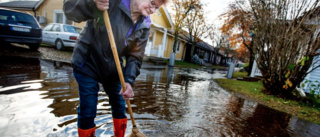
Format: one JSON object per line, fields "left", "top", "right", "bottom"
{"left": 113, "top": 118, "right": 127, "bottom": 137}
{"left": 78, "top": 127, "right": 95, "bottom": 137}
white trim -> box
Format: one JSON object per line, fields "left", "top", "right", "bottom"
{"left": 164, "top": 35, "right": 168, "bottom": 51}
{"left": 151, "top": 30, "right": 156, "bottom": 47}
{"left": 162, "top": 28, "right": 167, "bottom": 51}
{"left": 162, "top": 7, "right": 173, "bottom": 30}
{"left": 35, "top": 0, "right": 44, "bottom": 9}
{"left": 53, "top": 10, "right": 73, "bottom": 25}
{"left": 53, "top": 10, "right": 64, "bottom": 23}
{"left": 151, "top": 22, "right": 165, "bottom": 30}
{"left": 166, "top": 32, "right": 188, "bottom": 43}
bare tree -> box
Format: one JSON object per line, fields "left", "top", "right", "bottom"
{"left": 171, "top": 0, "right": 201, "bottom": 53}
{"left": 249, "top": 0, "right": 320, "bottom": 98}
{"left": 207, "top": 29, "right": 230, "bottom": 64}
{"left": 183, "top": 1, "right": 207, "bottom": 56}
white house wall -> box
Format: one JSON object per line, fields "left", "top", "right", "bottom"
{"left": 302, "top": 50, "right": 320, "bottom": 94}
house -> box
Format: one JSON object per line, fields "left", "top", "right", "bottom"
{"left": 0, "top": 0, "right": 43, "bottom": 17}
{"left": 183, "top": 40, "right": 214, "bottom": 63}
{"left": 145, "top": 7, "right": 187, "bottom": 61}
{"left": 0, "top": 0, "right": 86, "bottom": 28}
{"left": 301, "top": 7, "right": 320, "bottom": 95}
{"left": 0, "top": 0, "right": 190, "bottom": 61}
{"left": 302, "top": 51, "right": 320, "bottom": 95}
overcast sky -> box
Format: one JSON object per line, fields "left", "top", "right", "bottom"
{"left": 202, "top": 0, "right": 234, "bottom": 45}
{"left": 202, "top": 0, "right": 233, "bottom": 25}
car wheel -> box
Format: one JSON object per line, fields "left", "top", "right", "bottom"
{"left": 29, "top": 44, "right": 40, "bottom": 51}
{"left": 56, "top": 40, "right": 65, "bottom": 51}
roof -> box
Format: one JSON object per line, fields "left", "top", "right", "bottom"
{"left": 167, "top": 29, "right": 214, "bottom": 52}
{"left": 196, "top": 41, "right": 214, "bottom": 52}
{"left": 161, "top": 7, "right": 173, "bottom": 29}
{"left": 0, "top": 0, "right": 43, "bottom": 10}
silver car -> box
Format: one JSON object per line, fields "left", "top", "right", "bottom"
{"left": 42, "top": 23, "right": 81, "bottom": 50}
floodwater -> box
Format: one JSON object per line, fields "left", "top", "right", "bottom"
{"left": 0, "top": 56, "right": 320, "bottom": 137}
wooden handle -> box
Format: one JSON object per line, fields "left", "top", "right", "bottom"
{"left": 103, "top": 11, "right": 136, "bottom": 126}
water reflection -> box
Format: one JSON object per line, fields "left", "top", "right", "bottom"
{"left": 0, "top": 56, "right": 319, "bottom": 137}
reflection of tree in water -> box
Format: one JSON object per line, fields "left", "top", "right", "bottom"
{"left": 222, "top": 96, "right": 292, "bottom": 136}
{"left": 131, "top": 67, "right": 197, "bottom": 121}
{"left": 238, "top": 105, "right": 291, "bottom": 136}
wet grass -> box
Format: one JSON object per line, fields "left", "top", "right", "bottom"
{"left": 232, "top": 72, "right": 248, "bottom": 78}
{"left": 215, "top": 79, "right": 320, "bottom": 125}
{"left": 174, "top": 61, "right": 202, "bottom": 68}
{"left": 167, "top": 60, "right": 227, "bottom": 69}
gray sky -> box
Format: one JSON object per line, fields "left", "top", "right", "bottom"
{"left": 202, "top": 0, "right": 234, "bottom": 45}
{"left": 202, "top": 0, "right": 233, "bottom": 25}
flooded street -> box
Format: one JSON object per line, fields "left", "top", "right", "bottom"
{"left": 1, "top": 55, "right": 320, "bottom": 137}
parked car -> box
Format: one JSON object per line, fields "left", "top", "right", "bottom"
{"left": 0, "top": 8, "right": 42, "bottom": 51}
{"left": 42, "top": 23, "right": 81, "bottom": 50}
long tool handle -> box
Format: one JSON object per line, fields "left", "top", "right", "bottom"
{"left": 103, "top": 11, "right": 136, "bottom": 126}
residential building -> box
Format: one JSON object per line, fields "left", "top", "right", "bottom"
{"left": 0, "top": 0, "right": 218, "bottom": 63}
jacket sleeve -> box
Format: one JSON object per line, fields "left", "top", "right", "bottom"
{"left": 124, "top": 29, "right": 150, "bottom": 86}
{"left": 63, "top": 0, "right": 116, "bottom": 23}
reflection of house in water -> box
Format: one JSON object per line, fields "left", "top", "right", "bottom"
{"left": 0, "top": 56, "right": 41, "bottom": 94}
{"left": 38, "top": 59, "right": 79, "bottom": 117}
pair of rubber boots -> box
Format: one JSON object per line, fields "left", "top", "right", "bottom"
{"left": 78, "top": 118, "right": 127, "bottom": 137}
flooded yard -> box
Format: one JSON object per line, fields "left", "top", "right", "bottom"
{"left": 0, "top": 55, "right": 320, "bottom": 137}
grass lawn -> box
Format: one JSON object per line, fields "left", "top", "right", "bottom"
{"left": 166, "top": 60, "right": 227, "bottom": 69}
{"left": 174, "top": 60, "right": 201, "bottom": 68}
{"left": 232, "top": 72, "right": 248, "bottom": 78}
{"left": 215, "top": 78, "right": 320, "bottom": 125}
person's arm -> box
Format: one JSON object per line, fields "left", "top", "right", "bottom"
{"left": 63, "top": 0, "right": 112, "bottom": 23}
{"left": 124, "top": 29, "right": 151, "bottom": 86}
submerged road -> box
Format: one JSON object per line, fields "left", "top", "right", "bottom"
{"left": 0, "top": 45, "right": 319, "bottom": 137}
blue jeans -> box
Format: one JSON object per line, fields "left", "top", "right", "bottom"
{"left": 73, "top": 71, "right": 126, "bottom": 129}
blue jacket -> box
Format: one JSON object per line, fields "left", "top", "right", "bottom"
{"left": 63, "top": 0, "right": 151, "bottom": 85}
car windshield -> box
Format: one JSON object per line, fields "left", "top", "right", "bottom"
{"left": 0, "top": 9, "right": 39, "bottom": 28}
{"left": 63, "top": 25, "right": 81, "bottom": 34}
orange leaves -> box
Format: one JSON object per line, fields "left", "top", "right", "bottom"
{"left": 283, "top": 79, "right": 293, "bottom": 89}
{"left": 219, "top": 1, "right": 254, "bottom": 60}
{"left": 236, "top": 43, "right": 250, "bottom": 59}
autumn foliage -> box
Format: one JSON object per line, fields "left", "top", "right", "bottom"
{"left": 248, "top": 0, "right": 320, "bottom": 99}
{"left": 171, "top": 0, "right": 203, "bottom": 53}
{"left": 220, "top": 0, "right": 255, "bottom": 74}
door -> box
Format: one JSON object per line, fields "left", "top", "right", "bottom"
{"left": 48, "top": 24, "right": 61, "bottom": 45}
{"left": 42, "top": 24, "right": 54, "bottom": 45}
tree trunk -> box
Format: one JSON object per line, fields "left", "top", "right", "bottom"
{"left": 190, "top": 42, "right": 196, "bottom": 57}
{"left": 173, "top": 31, "right": 179, "bottom": 53}
{"left": 248, "top": 50, "right": 254, "bottom": 76}
{"left": 213, "top": 51, "right": 217, "bottom": 65}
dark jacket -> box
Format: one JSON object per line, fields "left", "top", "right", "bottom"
{"left": 63, "top": 0, "right": 150, "bottom": 85}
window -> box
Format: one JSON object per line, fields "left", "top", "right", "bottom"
{"left": 52, "top": 24, "right": 61, "bottom": 32}
{"left": 55, "top": 13, "right": 63, "bottom": 23}
{"left": 43, "top": 24, "right": 54, "bottom": 31}
{"left": 54, "top": 10, "right": 73, "bottom": 25}
{"left": 0, "top": 10, "right": 38, "bottom": 28}
{"left": 63, "top": 25, "right": 80, "bottom": 33}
